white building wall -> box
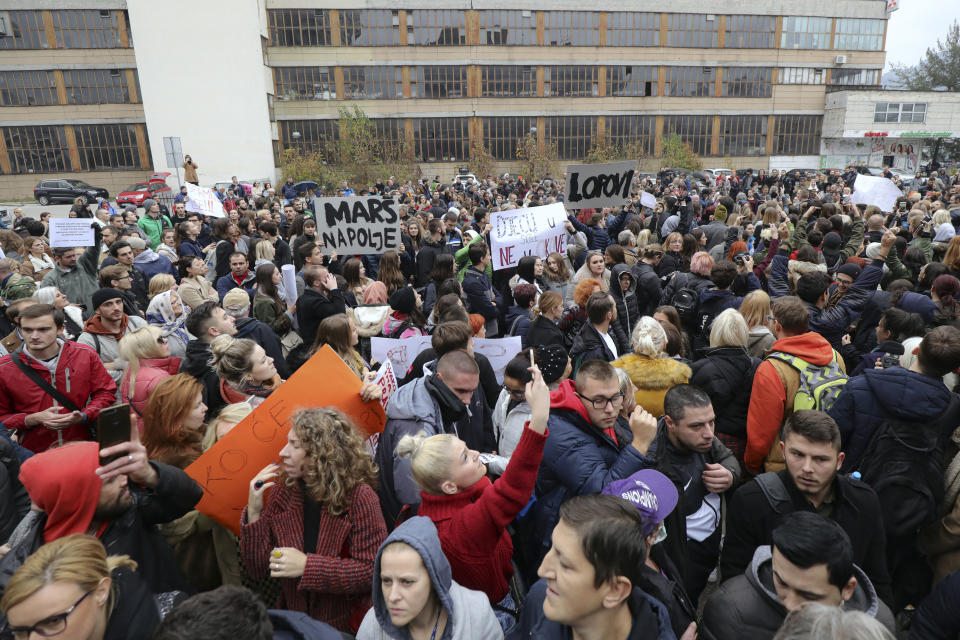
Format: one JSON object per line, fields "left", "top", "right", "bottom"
{"left": 127, "top": 0, "right": 277, "bottom": 187}
{"left": 833, "top": 90, "right": 960, "bottom": 136}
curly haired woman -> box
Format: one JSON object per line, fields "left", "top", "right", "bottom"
{"left": 242, "top": 408, "right": 387, "bottom": 633}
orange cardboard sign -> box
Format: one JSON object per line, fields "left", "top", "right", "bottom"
{"left": 185, "top": 345, "right": 386, "bottom": 534}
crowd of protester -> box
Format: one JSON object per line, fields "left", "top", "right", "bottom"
{"left": 0, "top": 164, "right": 960, "bottom": 639}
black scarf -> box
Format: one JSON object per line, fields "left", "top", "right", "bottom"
{"left": 424, "top": 374, "right": 467, "bottom": 428}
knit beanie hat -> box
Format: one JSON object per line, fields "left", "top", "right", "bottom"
{"left": 897, "top": 292, "right": 938, "bottom": 325}
{"left": 713, "top": 204, "right": 728, "bottom": 222}
{"left": 389, "top": 286, "right": 417, "bottom": 315}
{"left": 141, "top": 198, "right": 156, "bottom": 210}
{"left": 92, "top": 288, "right": 123, "bottom": 310}
{"left": 822, "top": 232, "right": 842, "bottom": 251}
{"left": 536, "top": 344, "right": 569, "bottom": 385}
{"left": 835, "top": 263, "right": 862, "bottom": 280}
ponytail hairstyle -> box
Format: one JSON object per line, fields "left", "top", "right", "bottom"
{"left": 933, "top": 274, "right": 960, "bottom": 316}
{"left": 531, "top": 291, "right": 562, "bottom": 321}
{"left": 396, "top": 431, "right": 457, "bottom": 495}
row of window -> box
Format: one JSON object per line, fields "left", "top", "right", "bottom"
{"left": 274, "top": 65, "right": 882, "bottom": 102}
{"left": 0, "top": 70, "right": 140, "bottom": 107}
{"left": 277, "top": 114, "right": 822, "bottom": 162}
{"left": 1, "top": 124, "right": 147, "bottom": 174}
{"left": 267, "top": 9, "right": 885, "bottom": 51}
{"left": 0, "top": 10, "right": 130, "bottom": 49}
{"left": 875, "top": 103, "right": 926, "bottom": 124}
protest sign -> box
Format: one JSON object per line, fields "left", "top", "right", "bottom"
{"left": 489, "top": 202, "right": 567, "bottom": 271}
{"left": 850, "top": 174, "right": 902, "bottom": 212}
{"left": 372, "top": 360, "right": 398, "bottom": 411}
{"left": 371, "top": 336, "right": 522, "bottom": 384}
{"left": 312, "top": 196, "right": 401, "bottom": 255}
{"left": 184, "top": 345, "right": 385, "bottom": 533}
{"left": 564, "top": 161, "right": 636, "bottom": 209}
{"left": 49, "top": 219, "right": 95, "bottom": 248}
{"left": 185, "top": 183, "right": 226, "bottom": 218}
{"left": 639, "top": 191, "right": 657, "bottom": 210}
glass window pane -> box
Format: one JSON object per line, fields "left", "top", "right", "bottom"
{"left": 410, "top": 10, "right": 465, "bottom": 46}
{"left": 606, "top": 116, "right": 655, "bottom": 156}
{"left": 278, "top": 120, "right": 338, "bottom": 154}
{"left": 667, "top": 14, "right": 718, "bottom": 48}
{"left": 834, "top": 19, "right": 884, "bottom": 51}
{"left": 413, "top": 66, "right": 466, "bottom": 98}
{"left": 483, "top": 117, "right": 537, "bottom": 160}
{"left": 665, "top": 67, "right": 714, "bottom": 97}
{"left": 606, "top": 12, "right": 659, "bottom": 46}
{"left": 781, "top": 17, "right": 832, "bottom": 50}
{"left": 74, "top": 124, "right": 142, "bottom": 170}
{"left": 3, "top": 126, "right": 70, "bottom": 174}
{"left": 722, "top": 67, "right": 772, "bottom": 98}
{"left": 415, "top": 118, "right": 468, "bottom": 161}
{"left": 544, "top": 116, "right": 598, "bottom": 160}
{"left": 607, "top": 66, "right": 658, "bottom": 97}
{"left": 718, "top": 115, "right": 767, "bottom": 156}
{"left": 52, "top": 10, "right": 124, "bottom": 48}
{"left": 725, "top": 16, "right": 775, "bottom": 48}
{"left": 0, "top": 71, "right": 58, "bottom": 106}
{"left": 774, "top": 115, "right": 822, "bottom": 155}
{"left": 342, "top": 67, "right": 403, "bottom": 99}
{"left": 339, "top": 9, "right": 398, "bottom": 46}
{"left": 662, "top": 116, "right": 713, "bottom": 156}
{"left": 0, "top": 11, "right": 46, "bottom": 50}
{"left": 63, "top": 69, "right": 131, "bottom": 104}
{"left": 545, "top": 66, "right": 599, "bottom": 97}
{"left": 267, "top": 9, "right": 331, "bottom": 46}
{"left": 544, "top": 12, "right": 599, "bottom": 47}
{"left": 273, "top": 67, "right": 334, "bottom": 100}
{"left": 480, "top": 66, "right": 537, "bottom": 97}
{"left": 478, "top": 10, "right": 536, "bottom": 45}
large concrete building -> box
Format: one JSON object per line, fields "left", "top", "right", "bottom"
{"left": 0, "top": 1, "right": 901, "bottom": 198}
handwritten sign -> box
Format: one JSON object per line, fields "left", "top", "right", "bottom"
{"left": 372, "top": 360, "right": 398, "bottom": 410}
{"left": 185, "top": 183, "right": 226, "bottom": 218}
{"left": 850, "top": 174, "right": 902, "bottom": 213}
{"left": 371, "top": 336, "right": 523, "bottom": 384}
{"left": 639, "top": 191, "right": 657, "bottom": 210}
{"left": 49, "top": 219, "right": 95, "bottom": 248}
{"left": 489, "top": 202, "right": 567, "bottom": 271}
{"left": 311, "top": 196, "right": 401, "bottom": 255}
{"left": 564, "top": 161, "right": 636, "bottom": 209}
{"left": 184, "top": 346, "right": 385, "bottom": 533}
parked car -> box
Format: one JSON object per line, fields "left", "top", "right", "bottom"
{"left": 708, "top": 168, "right": 733, "bottom": 177}
{"left": 116, "top": 173, "right": 172, "bottom": 207}
{"left": 33, "top": 179, "right": 109, "bottom": 206}
{"left": 453, "top": 173, "right": 477, "bottom": 186}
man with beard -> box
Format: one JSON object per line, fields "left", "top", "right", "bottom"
{"left": 4, "top": 434, "right": 202, "bottom": 594}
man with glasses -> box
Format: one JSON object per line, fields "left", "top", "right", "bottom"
{"left": 643, "top": 384, "right": 739, "bottom": 607}
{"left": 529, "top": 359, "right": 658, "bottom": 573}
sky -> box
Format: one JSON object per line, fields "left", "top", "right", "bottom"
{"left": 884, "top": 0, "right": 960, "bottom": 72}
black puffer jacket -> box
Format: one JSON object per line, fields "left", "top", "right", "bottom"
{"left": 0, "top": 437, "right": 29, "bottom": 543}
{"left": 630, "top": 261, "right": 663, "bottom": 317}
{"left": 690, "top": 346, "right": 760, "bottom": 440}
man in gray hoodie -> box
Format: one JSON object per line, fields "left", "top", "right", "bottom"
{"left": 357, "top": 516, "right": 502, "bottom": 639}
{"left": 701, "top": 511, "right": 895, "bottom": 640}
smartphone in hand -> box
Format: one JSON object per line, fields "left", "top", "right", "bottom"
{"left": 97, "top": 403, "right": 131, "bottom": 463}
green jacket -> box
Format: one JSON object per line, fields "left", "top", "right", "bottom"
{"left": 137, "top": 214, "right": 172, "bottom": 250}
{"left": 41, "top": 240, "right": 101, "bottom": 319}
{"left": 252, "top": 294, "right": 292, "bottom": 336}
{"left": 455, "top": 233, "right": 490, "bottom": 281}
{"left": 908, "top": 236, "right": 933, "bottom": 262}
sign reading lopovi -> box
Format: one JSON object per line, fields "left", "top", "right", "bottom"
{"left": 563, "top": 160, "right": 636, "bottom": 209}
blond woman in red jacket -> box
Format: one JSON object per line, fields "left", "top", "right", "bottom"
{"left": 397, "top": 359, "right": 549, "bottom": 627}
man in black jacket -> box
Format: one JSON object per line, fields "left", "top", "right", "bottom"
{"left": 642, "top": 384, "right": 740, "bottom": 606}
{"left": 182, "top": 301, "right": 238, "bottom": 418}
{"left": 295, "top": 265, "right": 345, "bottom": 344}
{"left": 0, "top": 435, "right": 29, "bottom": 543}
{"left": 570, "top": 292, "right": 619, "bottom": 374}
{"left": 7, "top": 438, "right": 202, "bottom": 595}
{"left": 630, "top": 245, "right": 663, "bottom": 317}
{"left": 720, "top": 410, "right": 892, "bottom": 605}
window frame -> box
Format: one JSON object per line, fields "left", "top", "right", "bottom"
{"left": 544, "top": 66, "right": 599, "bottom": 97}
{"left": 273, "top": 67, "right": 335, "bottom": 101}
{"left": 873, "top": 103, "right": 926, "bottom": 124}
{"left": 414, "top": 118, "right": 468, "bottom": 162}
{"left": 544, "top": 116, "right": 598, "bottom": 160}
{"left": 773, "top": 115, "right": 822, "bottom": 155}
{"left": 341, "top": 67, "right": 404, "bottom": 100}
{"left": 544, "top": 11, "right": 600, "bottom": 47}
{"left": 725, "top": 15, "right": 775, "bottom": 49}
{"left": 780, "top": 16, "right": 832, "bottom": 50}
{"left": 410, "top": 10, "right": 466, "bottom": 46}
{"left": 606, "top": 66, "right": 658, "bottom": 97}
{"left": 834, "top": 18, "right": 884, "bottom": 51}
{"left": 478, "top": 10, "right": 537, "bottom": 45}
{"left": 0, "top": 11, "right": 46, "bottom": 50}
{"left": 718, "top": 115, "right": 768, "bottom": 157}
{"left": 3, "top": 125, "right": 70, "bottom": 174}
{"left": 606, "top": 12, "right": 660, "bottom": 46}
{"left": 412, "top": 66, "right": 467, "bottom": 99}
{"left": 52, "top": 10, "right": 124, "bottom": 49}
{"left": 482, "top": 116, "right": 537, "bottom": 160}
{"left": 74, "top": 123, "right": 142, "bottom": 171}
{"left": 0, "top": 70, "right": 59, "bottom": 106}
{"left": 339, "top": 9, "right": 399, "bottom": 46}
{"left": 667, "top": 13, "right": 718, "bottom": 48}
{"left": 62, "top": 69, "right": 132, "bottom": 105}
{"left": 267, "top": 9, "right": 331, "bottom": 47}
{"left": 664, "top": 67, "right": 714, "bottom": 97}
{"left": 721, "top": 67, "right": 772, "bottom": 98}
{"left": 662, "top": 115, "right": 713, "bottom": 156}
{"left": 480, "top": 66, "right": 537, "bottom": 98}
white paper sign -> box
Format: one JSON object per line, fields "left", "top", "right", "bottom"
{"left": 564, "top": 161, "right": 636, "bottom": 209}
{"left": 312, "top": 196, "right": 401, "bottom": 255}
{"left": 185, "top": 183, "right": 226, "bottom": 218}
{"left": 850, "top": 174, "right": 902, "bottom": 213}
{"left": 371, "top": 336, "right": 523, "bottom": 384}
{"left": 639, "top": 191, "right": 657, "bottom": 210}
{"left": 489, "top": 202, "right": 567, "bottom": 271}
{"left": 372, "top": 360, "right": 398, "bottom": 410}
{"left": 280, "top": 264, "right": 298, "bottom": 304}
{"left": 49, "top": 219, "right": 95, "bottom": 248}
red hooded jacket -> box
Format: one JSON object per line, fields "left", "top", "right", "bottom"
{"left": 745, "top": 331, "right": 838, "bottom": 473}
{"left": 0, "top": 341, "right": 117, "bottom": 452}
{"left": 18, "top": 441, "right": 103, "bottom": 541}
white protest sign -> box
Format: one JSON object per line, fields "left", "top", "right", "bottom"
{"left": 489, "top": 202, "right": 567, "bottom": 271}
{"left": 850, "top": 174, "right": 902, "bottom": 213}
{"left": 371, "top": 336, "right": 523, "bottom": 384}
{"left": 280, "top": 264, "right": 298, "bottom": 304}
{"left": 185, "top": 183, "right": 226, "bottom": 218}
{"left": 312, "top": 196, "right": 401, "bottom": 255}
{"left": 372, "top": 360, "right": 398, "bottom": 410}
{"left": 564, "top": 161, "right": 636, "bottom": 209}
{"left": 639, "top": 191, "right": 657, "bottom": 210}
{"left": 49, "top": 219, "right": 95, "bottom": 248}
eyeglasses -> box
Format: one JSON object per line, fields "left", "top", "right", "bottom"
{"left": 576, "top": 392, "right": 624, "bottom": 410}
{"left": 6, "top": 589, "right": 94, "bottom": 639}
{"left": 504, "top": 386, "right": 526, "bottom": 400}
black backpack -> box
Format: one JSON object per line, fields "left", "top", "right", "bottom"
{"left": 857, "top": 396, "right": 960, "bottom": 538}
{"left": 672, "top": 287, "right": 699, "bottom": 323}
{"left": 691, "top": 294, "right": 731, "bottom": 358}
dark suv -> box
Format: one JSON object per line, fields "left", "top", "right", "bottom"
{"left": 33, "top": 179, "right": 109, "bottom": 206}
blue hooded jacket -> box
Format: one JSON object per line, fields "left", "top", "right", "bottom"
{"left": 357, "top": 517, "right": 502, "bottom": 640}
{"left": 829, "top": 366, "right": 960, "bottom": 472}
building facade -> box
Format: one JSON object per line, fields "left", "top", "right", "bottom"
{"left": 822, "top": 89, "right": 960, "bottom": 172}
{"left": 1, "top": 1, "right": 892, "bottom": 198}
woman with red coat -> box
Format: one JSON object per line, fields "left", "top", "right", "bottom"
{"left": 396, "top": 360, "right": 550, "bottom": 631}
{"left": 243, "top": 408, "right": 387, "bottom": 633}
